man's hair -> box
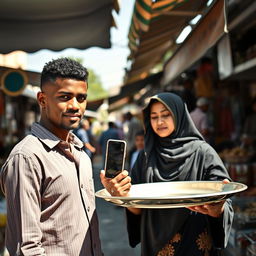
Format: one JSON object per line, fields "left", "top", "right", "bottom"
{"left": 135, "top": 130, "right": 144, "bottom": 137}
{"left": 40, "top": 57, "right": 88, "bottom": 89}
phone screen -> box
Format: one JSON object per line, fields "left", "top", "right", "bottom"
{"left": 105, "top": 140, "right": 126, "bottom": 178}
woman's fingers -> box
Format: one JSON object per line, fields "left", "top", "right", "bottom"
{"left": 187, "top": 200, "right": 225, "bottom": 218}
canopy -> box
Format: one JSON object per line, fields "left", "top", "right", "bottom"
{"left": 0, "top": 0, "right": 118, "bottom": 54}
{"left": 126, "top": 0, "right": 208, "bottom": 83}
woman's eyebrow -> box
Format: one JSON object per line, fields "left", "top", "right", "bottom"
{"left": 151, "top": 108, "right": 168, "bottom": 114}
{"left": 160, "top": 108, "right": 169, "bottom": 113}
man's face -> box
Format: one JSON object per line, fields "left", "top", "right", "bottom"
{"left": 37, "top": 78, "right": 88, "bottom": 140}
{"left": 135, "top": 135, "right": 144, "bottom": 150}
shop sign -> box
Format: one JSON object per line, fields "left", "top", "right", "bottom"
{"left": 1, "top": 69, "right": 28, "bottom": 96}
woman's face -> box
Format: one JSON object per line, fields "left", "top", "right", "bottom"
{"left": 150, "top": 101, "right": 175, "bottom": 137}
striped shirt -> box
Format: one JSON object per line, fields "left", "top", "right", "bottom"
{"left": 0, "top": 123, "right": 103, "bottom": 256}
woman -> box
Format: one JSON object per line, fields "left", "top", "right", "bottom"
{"left": 100, "top": 92, "right": 233, "bottom": 256}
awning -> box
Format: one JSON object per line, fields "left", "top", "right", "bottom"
{"left": 0, "top": 0, "right": 119, "bottom": 53}
{"left": 162, "top": 0, "right": 227, "bottom": 85}
{"left": 126, "top": 0, "right": 208, "bottom": 83}
{"left": 109, "top": 72, "right": 162, "bottom": 104}
{"left": 108, "top": 71, "right": 162, "bottom": 111}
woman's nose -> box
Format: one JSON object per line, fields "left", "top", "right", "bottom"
{"left": 157, "top": 116, "right": 164, "bottom": 124}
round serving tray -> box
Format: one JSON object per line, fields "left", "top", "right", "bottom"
{"left": 95, "top": 181, "right": 247, "bottom": 209}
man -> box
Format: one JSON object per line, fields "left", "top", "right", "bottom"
{"left": 190, "top": 97, "right": 212, "bottom": 143}
{"left": 74, "top": 118, "right": 96, "bottom": 158}
{"left": 99, "top": 122, "right": 120, "bottom": 165}
{"left": 125, "top": 112, "right": 143, "bottom": 152}
{"left": 0, "top": 58, "right": 103, "bottom": 256}
{"left": 128, "top": 130, "right": 144, "bottom": 169}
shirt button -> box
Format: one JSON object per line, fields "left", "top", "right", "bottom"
{"left": 87, "top": 206, "right": 90, "bottom": 212}
{"left": 81, "top": 184, "right": 83, "bottom": 188}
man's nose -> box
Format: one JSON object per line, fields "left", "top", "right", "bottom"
{"left": 68, "top": 98, "right": 80, "bottom": 109}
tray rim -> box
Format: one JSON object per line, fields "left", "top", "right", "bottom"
{"left": 95, "top": 181, "right": 247, "bottom": 201}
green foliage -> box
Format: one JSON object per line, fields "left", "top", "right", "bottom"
{"left": 64, "top": 56, "right": 108, "bottom": 101}
{"left": 87, "top": 69, "right": 108, "bottom": 101}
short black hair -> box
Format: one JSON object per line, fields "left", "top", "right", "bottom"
{"left": 135, "top": 130, "right": 144, "bottom": 137}
{"left": 40, "top": 57, "right": 88, "bottom": 89}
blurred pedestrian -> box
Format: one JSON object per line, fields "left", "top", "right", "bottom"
{"left": 0, "top": 58, "right": 103, "bottom": 256}
{"left": 125, "top": 112, "right": 143, "bottom": 152}
{"left": 74, "top": 118, "right": 96, "bottom": 158}
{"left": 101, "top": 92, "right": 233, "bottom": 256}
{"left": 99, "top": 122, "right": 120, "bottom": 164}
{"left": 128, "top": 130, "right": 144, "bottom": 169}
{"left": 190, "top": 97, "right": 213, "bottom": 144}
{"left": 241, "top": 97, "right": 256, "bottom": 150}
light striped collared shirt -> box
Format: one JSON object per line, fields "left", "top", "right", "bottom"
{"left": 0, "top": 123, "right": 103, "bottom": 256}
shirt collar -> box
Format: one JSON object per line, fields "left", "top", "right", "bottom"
{"left": 31, "top": 122, "right": 84, "bottom": 150}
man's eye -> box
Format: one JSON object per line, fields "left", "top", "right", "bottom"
{"left": 77, "top": 95, "right": 87, "bottom": 103}
{"left": 59, "top": 95, "right": 70, "bottom": 100}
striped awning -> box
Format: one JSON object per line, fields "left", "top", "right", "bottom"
{"left": 128, "top": 0, "right": 188, "bottom": 53}
{"left": 126, "top": 0, "right": 208, "bottom": 83}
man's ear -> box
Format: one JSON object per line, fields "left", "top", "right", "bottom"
{"left": 37, "top": 91, "right": 46, "bottom": 108}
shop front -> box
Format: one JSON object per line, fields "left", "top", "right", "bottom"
{"left": 161, "top": 1, "right": 256, "bottom": 254}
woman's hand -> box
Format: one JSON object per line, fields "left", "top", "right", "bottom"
{"left": 100, "top": 170, "right": 132, "bottom": 197}
{"left": 187, "top": 179, "right": 230, "bottom": 218}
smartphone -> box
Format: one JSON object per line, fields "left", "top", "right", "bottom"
{"left": 104, "top": 139, "right": 127, "bottom": 178}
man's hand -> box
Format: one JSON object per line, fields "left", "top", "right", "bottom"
{"left": 187, "top": 179, "right": 230, "bottom": 218}
{"left": 100, "top": 170, "right": 132, "bottom": 196}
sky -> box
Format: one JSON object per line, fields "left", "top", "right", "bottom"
{"left": 27, "top": 0, "right": 135, "bottom": 90}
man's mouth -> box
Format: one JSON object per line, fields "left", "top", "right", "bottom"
{"left": 63, "top": 114, "right": 81, "bottom": 120}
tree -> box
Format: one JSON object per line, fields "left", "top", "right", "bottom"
{"left": 87, "top": 69, "right": 108, "bottom": 101}
{"left": 65, "top": 56, "right": 108, "bottom": 101}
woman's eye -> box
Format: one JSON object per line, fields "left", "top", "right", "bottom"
{"left": 150, "top": 116, "right": 158, "bottom": 120}
{"left": 162, "top": 114, "right": 171, "bottom": 119}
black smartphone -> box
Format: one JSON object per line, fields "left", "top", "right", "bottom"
{"left": 104, "top": 139, "right": 127, "bottom": 178}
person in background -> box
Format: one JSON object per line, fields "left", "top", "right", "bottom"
{"left": 74, "top": 118, "right": 96, "bottom": 158}
{"left": 0, "top": 58, "right": 103, "bottom": 256}
{"left": 100, "top": 92, "right": 233, "bottom": 256}
{"left": 128, "top": 130, "right": 144, "bottom": 169}
{"left": 181, "top": 78, "right": 196, "bottom": 112}
{"left": 125, "top": 112, "right": 143, "bottom": 152}
{"left": 190, "top": 97, "right": 213, "bottom": 144}
{"left": 241, "top": 97, "right": 256, "bottom": 150}
{"left": 99, "top": 121, "right": 120, "bottom": 164}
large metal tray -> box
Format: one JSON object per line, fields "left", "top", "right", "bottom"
{"left": 95, "top": 181, "right": 247, "bottom": 208}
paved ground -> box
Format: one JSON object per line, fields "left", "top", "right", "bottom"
{"left": 92, "top": 156, "right": 140, "bottom": 256}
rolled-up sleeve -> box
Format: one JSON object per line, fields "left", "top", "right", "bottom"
{"left": 1, "top": 153, "right": 46, "bottom": 256}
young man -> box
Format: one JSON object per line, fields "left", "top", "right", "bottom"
{"left": 128, "top": 130, "right": 144, "bottom": 169}
{"left": 0, "top": 58, "right": 103, "bottom": 256}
